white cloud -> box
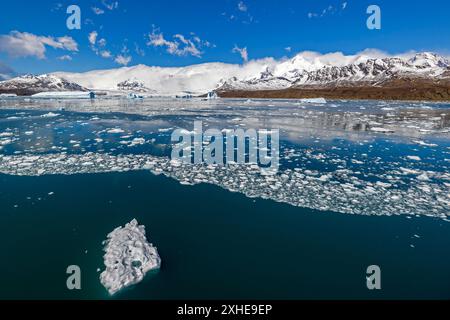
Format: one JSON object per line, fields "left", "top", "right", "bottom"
{"left": 115, "top": 54, "right": 131, "bottom": 66}
{"left": 92, "top": 7, "right": 105, "bottom": 15}
{"left": 135, "top": 43, "right": 145, "bottom": 56}
{"left": 101, "top": 0, "right": 119, "bottom": 10}
{"left": 238, "top": 1, "right": 247, "bottom": 12}
{"left": 58, "top": 55, "right": 73, "bottom": 61}
{"left": 98, "top": 38, "right": 107, "bottom": 47}
{"left": 56, "top": 36, "right": 78, "bottom": 51}
{"left": 147, "top": 27, "right": 211, "bottom": 58}
{"left": 232, "top": 45, "right": 248, "bottom": 62}
{"left": 88, "top": 31, "right": 98, "bottom": 46}
{"left": 99, "top": 51, "right": 111, "bottom": 58}
{"left": 89, "top": 31, "right": 114, "bottom": 60}
{"left": 0, "top": 31, "right": 78, "bottom": 59}
{"left": 309, "top": 2, "right": 348, "bottom": 19}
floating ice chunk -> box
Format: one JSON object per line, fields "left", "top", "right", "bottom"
{"left": 40, "top": 112, "right": 60, "bottom": 118}
{"left": 100, "top": 219, "right": 161, "bottom": 295}
{"left": 412, "top": 140, "right": 438, "bottom": 147}
{"left": 299, "top": 98, "right": 327, "bottom": 104}
{"left": 32, "top": 91, "right": 95, "bottom": 99}
{"left": 370, "top": 127, "right": 394, "bottom": 133}
{"left": 376, "top": 181, "right": 392, "bottom": 188}
{"left": 0, "top": 138, "right": 12, "bottom": 146}
{"left": 129, "top": 138, "right": 146, "bottom": 147}
{"left": 417, "top": 173, "right": 430, "bottom": 181}
{"left": 406, "top": 156, "right": 421, "bottom": 161}
{"left": 107, "top": 128, "right": 125, "bottom": 134}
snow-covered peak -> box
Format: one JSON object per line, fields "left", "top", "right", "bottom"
{"left": 408, "top": 52, "right": 449, "bottom": 69}
{"left": 0, "top": 74, "right": 87, "bottom": 94}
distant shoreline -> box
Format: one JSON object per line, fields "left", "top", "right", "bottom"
{"left": 217, "top": 78, "right": 450, "bottom": 102}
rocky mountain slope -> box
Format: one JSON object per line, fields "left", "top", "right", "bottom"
{"left": 0, "top": 74, "right": 87, "bottom": 96}
{"left": 218, "top": 53, "right": 450, "bottom": 91}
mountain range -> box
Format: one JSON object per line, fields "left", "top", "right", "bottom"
{"left": 1, "top": 52, "right": 449, "bottom": 100}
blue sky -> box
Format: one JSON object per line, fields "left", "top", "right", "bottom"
{"left": 0, "top": 0, "right": 449, "bottom": 75}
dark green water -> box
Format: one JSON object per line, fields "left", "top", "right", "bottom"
{"left": 0, "top": 170, "right": 449, "bottom": 300}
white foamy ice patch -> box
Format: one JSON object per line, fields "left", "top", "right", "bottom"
{"left": 370, "top": 127, "right": 395, "bottom": 133}
{"left": 100, "top": 219, "right": 161, "bottom": 295}
{"left": 107, "top": 128, "right": 125, "bottom": 134}
{"left": 0, "top": 153, "right": 448, "bottom": 220}
{"left": 299, "top": 98, "right": 327, "bottom": 104}
{"left": 40, "top": 112, "right": 60, "bottom": 118}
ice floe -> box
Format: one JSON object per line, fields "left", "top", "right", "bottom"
{"left": 100, "top": 219, "right": 161, "bottom": 295}
{"left": 0, "top": 152, "right": 448, "bottom": 220}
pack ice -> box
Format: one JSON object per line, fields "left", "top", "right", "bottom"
{"left": 100, "top": 219, "right": 161, "bottom": 295}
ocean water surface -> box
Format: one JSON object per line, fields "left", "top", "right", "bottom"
{"left": 0, "top": 97, "right": 449, "bottom": 299}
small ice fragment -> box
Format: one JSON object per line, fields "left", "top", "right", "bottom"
{"left": 40, "top": 112, "right": 60, "bottom": 118}
{"left": 406, "top": 156, "right": 421, "bottom": 161}
{"left": 107, "top": 128, "right": 125, "bottom": 134}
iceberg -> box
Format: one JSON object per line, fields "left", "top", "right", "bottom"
{"left": 205, "top": 91, "right": 218, "bottom": 100}
{"left": 299, "top": 98, "right": 327, "bottom": 104}
{"left": 127, "top": 92, "right": 144, "bottom": 99}
{"left": 100, "top": 219, "right": 161, "bottom": 295}
{"left": 31, "top": 91, "right": 95, "bottom": 99}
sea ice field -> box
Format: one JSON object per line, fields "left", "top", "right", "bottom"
{"left": 1, "top": 97, "right": 449, "bottom": 219}
{"left": 0, "top": 97, "right": 449, "bottom": 299}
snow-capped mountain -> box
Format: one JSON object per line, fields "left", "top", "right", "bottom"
{"left": 1, "top": 51, "right": 448, "bottom": 97}
{"left": 0, "top": 74, "right": 87, "bottom": 95}
{"left": 116, "top": 79, "right": 156, "bottom": 93}
{"left": 219, "top": 52, "right": 450, "bottom": 91}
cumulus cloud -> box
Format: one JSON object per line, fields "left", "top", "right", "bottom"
{"left": 0, "top": 31, "right": 78, "bottom": 59}
{"left": 238, "top": 1, "right": 247, "bottom": 12}
{"left": 232, "top": 45, "right": 248, "bottom": 62}
{"left": 100, "top": 50, "right": 112, "bottom": 58}
{"left": 89, "top": 31, "right": 109, "bottom": 57}
{"left": 57, "top": 55, "right": 73, "bottom": 61}
{"left": 147, "top": 27, "right": 211, "bottom": 58}
{"left": 115, "top": 54, "right": 131, "bottom": 66}
{"left": 88, "top": 31, "right": 98, "bottom": 46}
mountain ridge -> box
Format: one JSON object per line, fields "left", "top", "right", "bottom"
{"left": 1, "top": 51, "right": 449, "bottom": 100}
